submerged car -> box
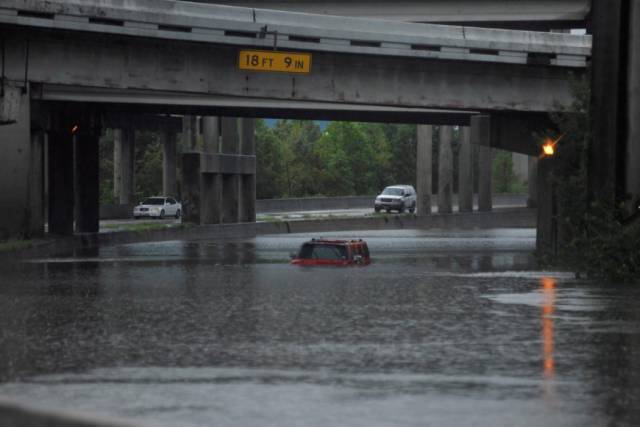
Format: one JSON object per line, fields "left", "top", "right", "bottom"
{"left": 374, "top": 185, "right": 417, "bottom": 213}
{"left": 290, "top": 238, "right": 371, "bottom": 266}
{"left": 133, "top": 196, "right": 181, "bottom": 219}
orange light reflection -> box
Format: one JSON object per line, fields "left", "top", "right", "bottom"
{"left": 541, "top": 277, "right": 557, "bottom": 379}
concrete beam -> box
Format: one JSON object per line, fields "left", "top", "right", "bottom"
{"left": 36, "top": 86, "right": 478, "bottom": 125}
{"left": 470, "top": 113, "right": 554, "bottom": 155}
{"left": 103, "top": 113, "right": 181, "bottom": 133}
{"left": 1, "top": 27, "right": 581, "bottom": 113}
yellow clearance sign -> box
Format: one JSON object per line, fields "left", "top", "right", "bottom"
{"left": 239, "top": 50, "right": 311, "bottom": 74}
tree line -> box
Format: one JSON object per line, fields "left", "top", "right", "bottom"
{"left": 98, "top": 120, "right": 524, "bottom": 204}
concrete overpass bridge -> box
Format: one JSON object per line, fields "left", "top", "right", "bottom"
{"left": 0, "top": 0, "right": 591, "bottom": 240}
{"left": 188, "top": 0, "right": 591, "bottom": 30}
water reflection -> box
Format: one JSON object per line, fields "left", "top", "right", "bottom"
{"left": 541, "top": 277, "right": 556, "bottom": 380}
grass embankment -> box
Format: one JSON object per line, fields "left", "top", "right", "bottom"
{"left": 0, "top": 239, "right": 33, "bottom": 252}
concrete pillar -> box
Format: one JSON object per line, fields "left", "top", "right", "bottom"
{"left": 182, "top": 115, "right": 198, "bottom": 150}
{"left": 536, "top": 158, "right": 557, "bottom": 256}
{"left": 181, "top": 152, "right": 201, "bottom": 224}
{"left": 0, "top": 86, "right": 44, "bottom": 239}
{"left": 527, "top": 157, "right": 538, "bottom": 208}
{"left": 589, "top": 0, "right": 625, "bottom": 204}
{"left": 478, "top": 146, "right": 493, "bottom": 212}
{"left": 114, "top": 128, "right": 135, "bottom": 205}
{"left": 74, "top": 125, "right": 100, "bottom": 233}
{"left": 416, "top": 125, "right": 432, "bottom": 216}
{"left": 48, "top": 125, "right": 75, "bottom": 236}
{"left": 438, "top": 126, "right": 453, "bottom": 214}
{"left": 221, "top": 117, "right": 240, "bottom": 223}
{"left": 470, "top": 115, "right": 493, "bottom": 211}
{"left": 458, "top": 126, "right": 473, "bottom": 212}
{"left": 627, "top": 0, "right": 640, "bottom": 204}
{"left": 161, "top": 131, "right": 177, "bottom": 197}
{"left": 202, "top": 116, "right": 220, "bottom": 154}
{"left": 201, "top": 116, "right": 223, "bottom": 224}
{"left": 201, "top": 173, "right": 222, "bottom": 224}
{"left": 239, "top": 118, "right": 256, "bottom": 223}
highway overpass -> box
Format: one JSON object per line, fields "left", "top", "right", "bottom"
{"left": 187, "top": 0, "right": 591, "bottom": 30}
{"left": 0, "top": 0, "right": 592, "bottom": 241}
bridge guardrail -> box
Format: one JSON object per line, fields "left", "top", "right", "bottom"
{"left": 0, "top": 0, "right": 590, "bottom": 67}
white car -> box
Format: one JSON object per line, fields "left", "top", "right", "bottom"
{"left": 374, "top": 185, "right": 417, "bottom": 213}
{"left": 133, "top": 197, "right": 181, "bottom": 219}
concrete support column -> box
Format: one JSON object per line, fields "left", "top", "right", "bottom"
{"left": 438, "top": 126, "right": 453, "bottom": 214}
{"left": 239, "top": 118, "right": 256, "bottom": 223}
{"left": 470, "top": 115, "right": 493, "bottom": 212}
{"left": 74, "top": 125, "right": 100, "bottom": 233}
{"left": 627, "top": 0, "right": 640, "bottom": 204}
{"left": 416, "top": 125, "right": 432, "bottom": 216}
{"left": 48, "top": 125, "right": 74, "bottom": 236}
{"left": 458, "top": 126, "right": 473, "bottom": 212}
{"left": 161, "top": 131, "right": 177, "bottom": 197}
{"left": 201, "top": 173, "right": 222, "bottom": 224}
{"left": 221, "top": 117, "right": 240, "bottom": 223}
{"left": 0, "top": 86, "right": 45, "bottom": 239}
{"left": 536, "top": 158, "right": 557, "bottom": 256}
{"left": 589, "top": 0, "right": 625, "bottom": 204}
{"left": 202, "top": 116, "right": 220, "bottom": 154}
{"left": 113, "top": 128, "right": 135, "bottom": 205}
{"left": 181, "top": 152, "right": 201, "bottom": 223}
{"left": 182, "top": 115, "right": 198, "bottom": 150}
{"left": 478, "top": 146, "right": 493, "bottom": 212}
{"left": 201, "top": 116, "right": 222, "bottom": 224}
{"left": 527, "top": 157, "right": 538, "bottom": 208}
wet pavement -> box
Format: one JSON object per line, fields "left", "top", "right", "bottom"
{"left": 0, "top": 229, "right": 639, "bottom": 426}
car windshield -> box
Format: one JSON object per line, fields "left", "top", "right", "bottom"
{"left": 382, "top": 187, "right": 404, "bottom": 196}
{"left": 298, "top": 243, "right": 348, "bottom": 260}
{"left": 142, "top": 198, "right": 165, "bottom": 205}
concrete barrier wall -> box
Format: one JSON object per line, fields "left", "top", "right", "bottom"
{"left": 99, "top": 194, "right": 528, "bottom": 219}
{"left": 256, "top": 196, "right": 374, "bottom": 213}
{"left": 100, "top": 203, "right": 135, "bottom": 220}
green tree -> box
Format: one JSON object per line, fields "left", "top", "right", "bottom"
{"left": 492, "top": 150, "right": 520, "bottom": 193}
{"left": 99, "top": 129, "right": 115, "bottom": 205}
{"left": 548, "top": 76, "right": 640, "bottom": 282}
{"left": 134, "top": 131, "right": 163, "bottom": 201}
{"left": 256, "top": 119, "right": 286, "bottom": 199}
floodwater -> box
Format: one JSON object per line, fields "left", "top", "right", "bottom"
{"left": 0, "top": 229, "right": 639, "bottom": 427}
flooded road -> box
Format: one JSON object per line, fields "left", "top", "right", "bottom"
{"left": 0, "top": 229, "right": 639, "bottom": 426}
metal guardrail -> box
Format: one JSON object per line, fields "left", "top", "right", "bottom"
{"left": 0, "top": 0, "right": 590, "bottom": 67}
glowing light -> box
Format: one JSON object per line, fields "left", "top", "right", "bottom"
{"left": 71, "top": 125, "right": 79, "bottom": 134}
{"left": 540, "top": 134, "right": 564, "bottom": 158}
